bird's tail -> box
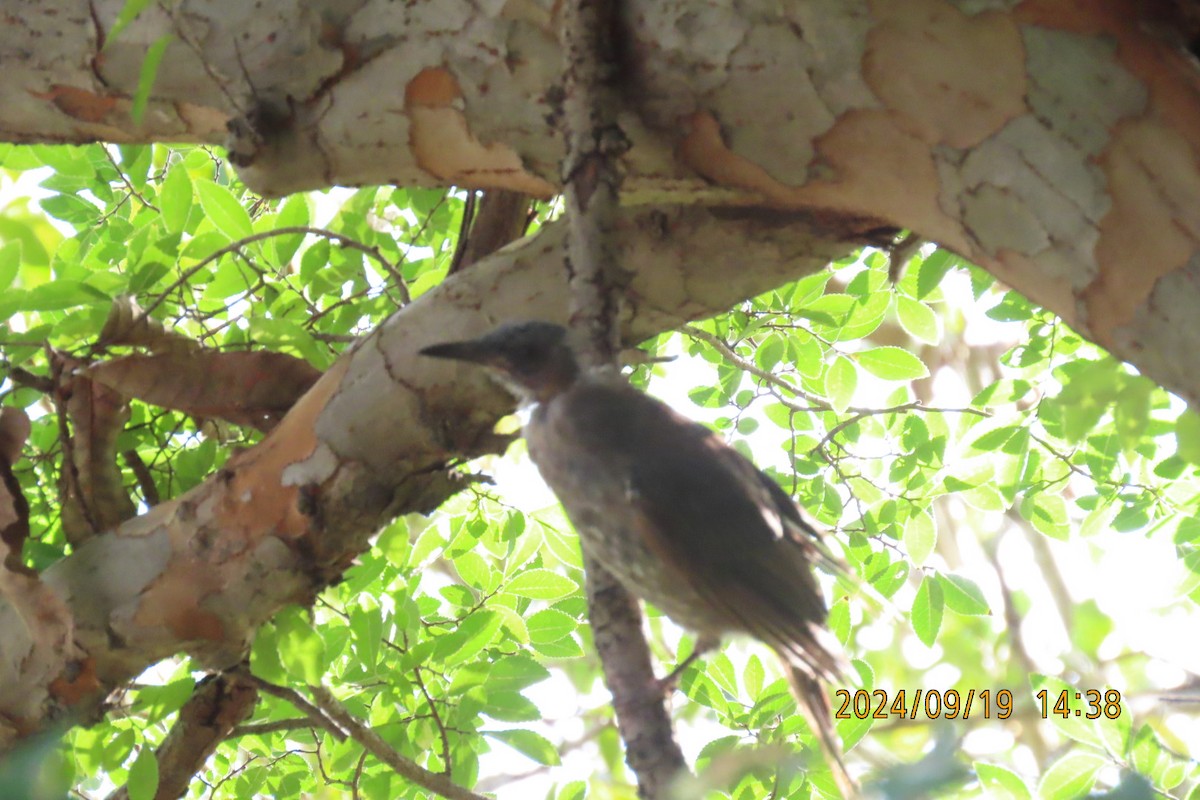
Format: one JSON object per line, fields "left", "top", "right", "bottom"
{"left": 784, "top": 664, "right": 857, "bottom": 798}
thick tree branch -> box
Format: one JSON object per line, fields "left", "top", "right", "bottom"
{"left": 106, "top": 673, "right": 258, "bottom": 800}
{"left": 0, "top": 206, "right": 860, "bottom": 743}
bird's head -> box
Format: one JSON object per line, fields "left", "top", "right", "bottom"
{"left": 419, "top": 321, "right": 580, "bottom": 402}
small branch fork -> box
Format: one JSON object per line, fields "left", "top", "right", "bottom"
{"left": 560, "top": 1, "right": 688, "bottom": 798}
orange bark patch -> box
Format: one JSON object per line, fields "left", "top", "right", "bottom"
{"left": 404, "top": 68, "right": 555, "bottom": 197}
{"left": 32, "top": 85, "right": 118, "bottom": 123}
{"left": 1086, "top": 119, "right": 1200, "bottom": 340}
{"left": 48, "top": 658, "right": 100, "bottom": 706}
{"left": 136, "top": 558, "right": 226, "bottom": 642}
{"left": 405, "top": 68, "right": 462, "bottom": 107}
{"left": 865, "top": 0, "right": 1026, "bottom": 149}
{"left": 679, "top": 109, "right": 968, "bottom": 253}
{"left": 221, "top": 356, "right": 351, "bottom": 543}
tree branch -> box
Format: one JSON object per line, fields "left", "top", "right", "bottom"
{"left": 307, "top": 684, "right": 489, "bottom": 800}
{"left": 106, "top": 672, "right": 258, "bottom": 800}
{"left": 449, "top": 190, "right": 531, "bottom": 275}
{"left": 561, "top": 1, "right": 687, "bottom": 797}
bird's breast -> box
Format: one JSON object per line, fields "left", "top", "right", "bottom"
{"left": 525, "top": 393, "right": 728, "bottom": 636}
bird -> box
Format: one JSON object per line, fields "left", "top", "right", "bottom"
{"left": 420, "top": 320, "right": 855, "bottom": 797}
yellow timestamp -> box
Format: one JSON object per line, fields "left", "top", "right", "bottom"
{"left": 834, "top": 689, "right": 1013, "bottom": 720}
{"left": 1037, "top": 688, "right": 1123, "bottom": 720}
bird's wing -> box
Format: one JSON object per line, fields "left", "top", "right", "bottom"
{"left": 568, "top": 383, "right": 843, "bottom": 680}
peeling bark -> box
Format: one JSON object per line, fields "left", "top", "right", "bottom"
{"left": 4, "top": 1, "right": 1199, "bottom": 407}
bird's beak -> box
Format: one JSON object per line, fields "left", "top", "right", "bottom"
{"left": 419, "top": 339, "right": 503, "bottom": 367}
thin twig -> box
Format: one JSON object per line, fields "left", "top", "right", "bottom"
{"left": 101, "top": 146, "right": 158, "bottom": 211}
{"left": 412, "top": 666, "right": 453, "bottom": 775}
{"left": 308, "top": 684, "right": 490, "bottom": 800}
{"left": 684, "top": 324, "right": 823, "bottom": 405}
{"left": 143, "top": 226, "right": 409, "bottom": 319}
{"left": 238, "top": 672, "right": 347, "bottom": 742}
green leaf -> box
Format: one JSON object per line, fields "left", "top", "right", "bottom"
{"left": 453, "top": 550, "right": 491, "bottom": 590}
{"left": 1037, "top": 752, "right": 1103, "bottom": 800}
{"left": 1114, "top": 379, "right": 1153, "bottom": 454}
{"left": 527, "top": 609, "right": 576, "bottom": 644}
{"left": 837, "top": 710, "right": 874, "bottom": 752}
{"left": 436, "top": 610, "right": 503, "bottom": 667}
{"left": 126, "top": 748, "right": 159, "bottom": 800}
{"left": 481, "top": 690, "right": 541, "bottom": 722}
{"left": 348, "top": 605, "right": 383, "bottom": 671}
{"left": 249, "top": 624, "right": 286, "bottom": 683}
{"left": 159, "top": 164, "right": 192, "bottom": 233}
{"left": 827, "top": 597, "right": 851, "bottom": 645}
{"left": 0, "top": 241, "right": 20, "bottom": 291}
{"left": 26, "top": 279, "right": 109, "bottom": 310}
{"left": 916, "top": 248, "right": 955, "bottom": 298}
{"left": 195, "top": 180, "right": 253, "bottom": 240}
{"left": 707, "top": 652, "right": 737, "bottom": 696}
{"left": 1096, "top": 702, "right": 1132, "bottom": 760}
{"left": 131, "top": 35, "right": 172, "bottom": 124}
{"left": 558, "top": 780, "right": 587, "bottom": 800}
{"left": 743, "top": 655, "right": 764, "bottom": 698}
{"left": 1129, "top": 724, "right": 1170, "bottom": 781}
{"left": 871, "top": 561, "right": 908, "bottom": 598}
{"left": 975, "top": 762, "right": 1031, "bottom": 800}
{"left": 487, "top": 655, "right": 552, "bottom": 692}
{"left": 1176, "top": 517, "right": 1200, "bottom": 545}
{"left": 911, "top": 576, "right": 943, "bottom": 646}
{"left": 486, "top": 729, "right": 561, "bottom": 766}
{"left": 40, "top": 194, "right": 99, "bottom": 225}
{"left": 856, "top": 346, "right": 929, "bottom": 381}
{"left": 1078, "top": 502, "right": 1118, "bottom": 539}
{"left": 826, "top": 356, "right": 857, "bottom": 413}
{"left": 127, "top": 260, "right": 170, "bottom": 294}
{"left": 375, "top": 518, "right": 411, "bottom": 567}
{"left": 939, "top": 573, "right": 989, "bottom": 615}
{"left": 275, "top": 607, "right": 327, "bottom": 684}
{"left": 531, "top": 633, "right": 585, "bottom": 658}
{"left": 1029, "top": 675, "right": 1103, "bottom": 750}
{"left": 135, "top": 677, "right": 196, "bottom": 725}
{"left": 973, "top": 378, "right": 1033, "bottom": 407}
{"left": 1070, "top": 600, "right": 1114, "bottom": 657}
{"left": 1177, "top": 411, "right": 1200, "bottom": 464}
{"left": 986, "top": 291, "right": 1035, "bottom": 322}
{"left": 895, "top": 295, "right": 939, "bottom": 344}
{"left": 1021, "top": 493, "right": 1070, "bottom": 540}
{"left": 273, "top": 196, "right": 310, "bottom": 265}
{"left": 755, "top": 334, "right": 785, "bottom": 372}
{"left": 964, "top": 422, "right": 1022, "bottom": 453}
{"left": 1053, "top": 359, "right": 1124, "bottom": 443}
{"left": 505, "top": 569, "right": 578, "bottom": 600}
{"left": 903, "top": 511, "right": 936, "bottom": 566}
